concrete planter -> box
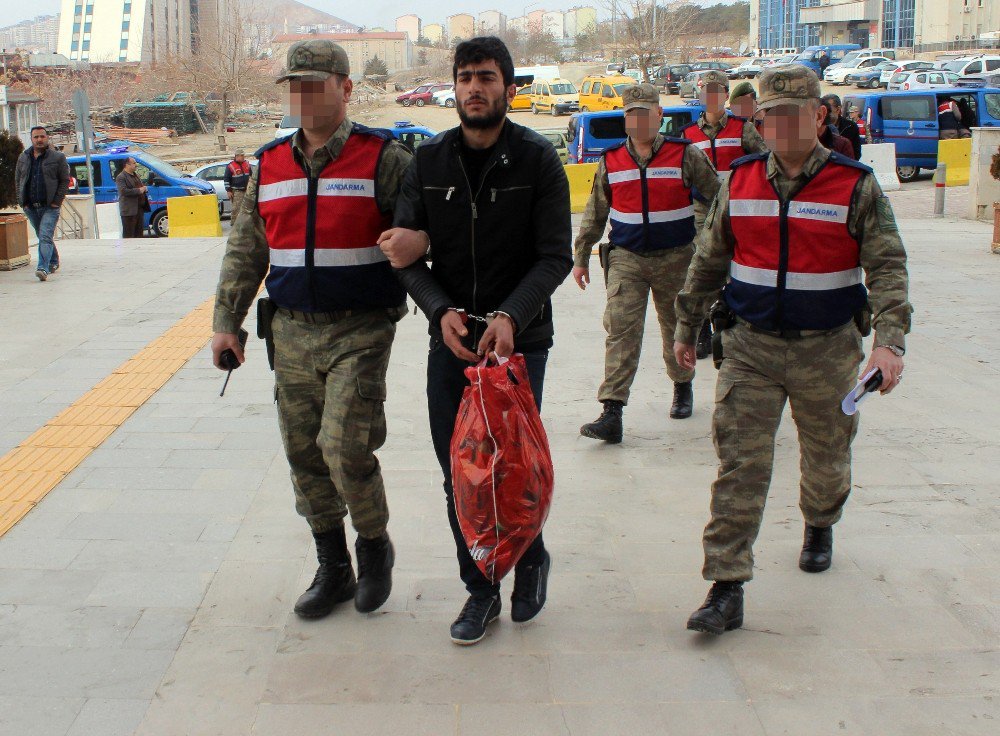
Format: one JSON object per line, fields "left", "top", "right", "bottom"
{"left": 0, "top": 213, "right": 30, "bottom": 270}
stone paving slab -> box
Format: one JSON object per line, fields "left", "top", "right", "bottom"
{"left": 0, "top": 200, "right": 997, "bottom": 735}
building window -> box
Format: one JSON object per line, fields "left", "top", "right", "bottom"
{"left": 122, "top": 22, "right": 130, "bottom": 31}
{"left": 73, "top": 22, "right": 80, "bottom": 32}
{"left": 882, "top": 0, "right": 915, "bottom": 48}
{"left": 84, "top": 22, "right": 91, "bottom": 32}
{"left": 121, "top": 39, "right": 129, "bottom": 49}
{"left": 71, "top": 40, "right": 78, "bottom": 51}
{"left": 756, "top": 0, "right": 820, "bottom": 51}
{"left": 82, "top": 41, "right": 90, "bottom": 51}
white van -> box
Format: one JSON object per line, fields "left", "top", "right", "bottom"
{"left": 837, "top": 48, "right": 897, "bottom": 68}
{"left": 514, "top": 65, "right": 560, "bottom": 87}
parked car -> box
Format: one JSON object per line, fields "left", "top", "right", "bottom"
{"left": 690, "top": 61, "right": 730, "bottom": 72}
{"left": 568, "top": 103, "right": 706, "bottom": 164}
{"left": 879, "top": 60, "right": 934, "bottom": 88}
{"left": 431, "top": 87, "right": 454, "bottom": 107}
{"left": 824, "top": 48, "right": 898, "bottom": 78}
{"left": 652, "top": 63, "right": 692, "bottom": 94}
{"left": 192, "top": 159, "right": 258, "bottom": 218}
{"left": 67, "top": 150, "right": 216, "bottom": 237}
{"left": 579, "top": 74, "right": 636, "bottom": 111}
{"left": 508, "top": 84, "right": 533, "bottom": 111}
{"left": 861, "top": 87, "right": 1000, "bottom": 181}
{"left": 825, "top": 56, "right": 891, "bottom": 85}
{"left": 529, "top": 79, "right": 580, "bottom": 116}
{"left": 679, "top": 70, "right": 729, "bottom": 99}
{"left": 957, "top": 72, "right": 1000, "bottom": 88}
{"left": 536, "top": 128, "right": 570, "bottom": 165}
{"left": 274, "top": 114, "right": 298, "bottom": 139}
{"left": 770, "top": 54, "right": 798, "bottom": 67}
{"left": 622, "top": 68, "right": 643, "bottom": 82}
{"left": 729, "top": 57, "right": 770, "bottom": 79}
{"left": 887, "top": 70, "right": 960, "bottom": 92}
{"left": 378, "top": 121, "right": 437, "bottom": 152}
{"left": 847, "top": 61, "right": 897, "bottom": 89}
{"left": 940, "top": 55, "right": 1000, "bottom": 79}
{"left": 950, "top": 56, "right": 1000, "bottom": 87}
{"left": 395, "top": 83, "right": 452, "bottom": 107}
{"left": 793, "top": 44, "right": 860, "bottom": 75}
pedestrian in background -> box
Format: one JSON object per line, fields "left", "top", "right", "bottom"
{"left": 115, "top": 157, "right": 149, "bottom": 238}
{"left": 573, "top": 83, "right": 721, "bottom": 442}
{"left": 822, "top": 94, "right": 863, "bottom": 159}
{"left": 224, "top": 149, "right": 253, "bottom": 222}
{"left": 14, "top": 126, "right": 69, "bottom": 281}
{"left": 674, "top": 65, "right": 911, "bottom": 636}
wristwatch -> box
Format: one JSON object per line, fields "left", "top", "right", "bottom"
{"left": 882, "top": 345, "right": 905, "bottom": 357}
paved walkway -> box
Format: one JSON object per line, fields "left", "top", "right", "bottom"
{"left": 0, "top": 198, "right": 997, "bottom": 735}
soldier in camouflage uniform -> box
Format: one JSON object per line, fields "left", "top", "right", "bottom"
{"left": 573, "top": 84, "right": 721, "bottom": 443}
{"left": 211, "top": 40, "right": 412, "bottom": 619}
{"left": 681, "top": 69, "right": 770, "bottom": 360}
{"left": 673, "top": 65, "right": 912, "bottom": 635}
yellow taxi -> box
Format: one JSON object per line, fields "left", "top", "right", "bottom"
{"left": 509, "top": 84, "right": 533, "bottom": 111}
{"left": 578, "top": 75, "right": 639, "bottom": 112}
{"left": 528, "top": 78, "right": 580, "bottom": 116}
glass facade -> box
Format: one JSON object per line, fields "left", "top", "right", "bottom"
{"left": 757, "top": 0, "right": 821, "bottom": 51}
{"left": 882, "top": 0, "right": 916, "bottom": 48}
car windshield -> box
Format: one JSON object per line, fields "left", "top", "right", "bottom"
{"left": 943, "top": 61, "right": 968, "bottom": 73}
{"left": 875, "top": 62, "right": 896, "bottom": 70}
{"left": 137, "top": 152, "right": 187, "bottom": 179}
{"left": 550, "top": 83, "right": 577, "bottom": 95}
{"left": 795, "top": 51, "right": 816, "bottom": 62}
{"left": 841, "top": 52, "right": 861, "bottom": 66}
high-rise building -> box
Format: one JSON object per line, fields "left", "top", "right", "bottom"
{"left": 527, "top": 9, "right": 545, "bottom": 31}
{"left": 448, "top": 13, "right": 475, "bottom": 43}
{"left": 565, "top": 6, "right": 598, "bottom": 38}
{"left": 750, "top": 0, "right": 999, "bottom": 53}
{"left": 272, "top": 31, "right": 412, "bottom": 75}
{"left": 423, "top": 23, "right": 444, "bottom": 45}
{"left": 542, "top": 11, "right": 565, "bottom": 40}
{"left": 0, "top": 15, "right": 60, "bottom": 53}
{"left": 395, "top": 14, "right": 421, "bottom": 42}
{"left": 478, "top": 10, "right": 507, "bottom": 35}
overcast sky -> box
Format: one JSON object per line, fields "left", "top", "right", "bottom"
{"left": 12, "top": 0, "right": 736, "bottom": 31}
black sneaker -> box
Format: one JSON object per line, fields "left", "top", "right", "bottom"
{"left": 511, "top": 551, "right": 551, "bottom": 623}
{"left": 580, "top": 400, "right": 623, "bottom": 443}
{"left": 450, "top": 594, "right": 501, "bottom": 646}
{"left": 799, "top": 524, "right": 833, "bottom": 573}
{"left": 686, "top": 581, "right": 744, "bottom": 635}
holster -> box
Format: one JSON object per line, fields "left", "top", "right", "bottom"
{"left": 598, "top": 242, "right": 614, "bottom": 285}
{"left": 710, "top": 299, "right": 737, "bottom": 370}
{"left": 854, "top": 302, "right": 872, "bottom": 337}
{"left": 256, "top": 297, "right": 278, "bottom": 371}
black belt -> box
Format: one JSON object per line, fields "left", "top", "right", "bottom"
{"left": 738, "top": 317, "right": 851, "bottom": 340}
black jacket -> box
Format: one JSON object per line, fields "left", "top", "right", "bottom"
{"left": 833, "top": 115, "right": 862, "bottom": 160}
{"left": 15, "top": 147, "right": 70, "bottom": 208}
{"left": 393, "top": 120, "right": 572, "bottom": 348}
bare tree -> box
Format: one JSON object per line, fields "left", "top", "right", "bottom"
{"left": 605, "top": 0, "right": 699, "bottom": 81}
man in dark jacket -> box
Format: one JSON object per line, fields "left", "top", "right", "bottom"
{"left": 115, "top": 157, "right": 149, "bottom": 238}
{"left": 14, "top": 126, "right": 70, "bottom": 281}
{"left": 819, "top": 102, "right": 855, "bottom": 158}
{"left": 821, "top": 94, "right": 862, "bottom": 160}
{"left": 378, "top": 36, "right": 572, "bottom": 646}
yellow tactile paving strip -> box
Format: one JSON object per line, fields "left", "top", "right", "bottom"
{"left": 0, "top": 296, "right": 216, "bottom": 537}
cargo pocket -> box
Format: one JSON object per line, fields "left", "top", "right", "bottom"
{"left": 603, "top": 281, "right": 622, "bottom": 335}
{"left": 355, "top": 376, "right": 388, "bottom": 455}
{"left": 712, "top": 376, "right": 740, "bottom": 464}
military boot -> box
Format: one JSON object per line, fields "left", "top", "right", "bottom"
{"left": 695, "top": 318, "right": 713, "bottom": 360}
{"left": 687, "top": 581, "right": 744, "bottom": 635}
{"left": 670, "top": 381, "right": 693, "bottom": 419}
{"left": 294, "top": 525, "right": 357, "bottom": 619}
{"left": 354, "top": 532, "right": 395, "bottom": 613}
{"left": 799, "top": 524, "right": 833, "bottom": 573}
{"left": 580, "top": 400, "right": 624, "bottom": 443}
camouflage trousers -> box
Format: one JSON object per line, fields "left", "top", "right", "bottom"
{"left": 703, "top": 320, "right": 864, "bottom": 582}
{"left": 230, "top": 190, "right": 246, "bottom": 224}
{"left": 598, "top": 245, "right": 696, "bottom": 404}
{"left": 272, "top": 307, "right": 399, "bottom": 538}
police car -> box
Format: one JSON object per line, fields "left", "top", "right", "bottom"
{"left": 379, "top": 121, "right": 437, "bottom": 152}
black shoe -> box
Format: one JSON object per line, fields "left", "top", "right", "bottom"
{"left": 686, "top": 581, "right": 744, "bottom": 635}
{"left": 294, "top": 526, "right": 357, "bottom": 619}
{"left": 580, "top": 400, "right": 623, "bottom": 443}
{"left": 511, "top": 551, "right": 551, "bottom": 623}
{"left": 670, "top": 381, "right": 693, "bottom": 419}
{"left": 695, "top": 319, "right": 713, "bottom": 360}
{"left": 354, "top": 532, "right": 394, "bottom": 613}
{"left": 799, "top": 524, "right": 833, "bottom": 573}
{"left": 450, "top": 594, "right": 502, "bottom": 645}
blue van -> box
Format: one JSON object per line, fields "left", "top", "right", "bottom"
{"left": 858, "top": 87, "right": 1000, "bottom": 181}
{"left": 568, "top": 103, "right": 706, "bottom": 164}
{"left": 67, "top": 150, "right": 216, "bottom": 237}
{"left": 794, "top": 44, "right": 861, "bottom": 76}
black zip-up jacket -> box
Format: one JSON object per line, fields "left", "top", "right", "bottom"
{"left": 393, "top": 121, "right": 572, "bottom": 348}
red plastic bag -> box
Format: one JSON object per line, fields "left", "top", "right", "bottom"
{"left": 450, "top": 354, "right": 554, "bottom": 584}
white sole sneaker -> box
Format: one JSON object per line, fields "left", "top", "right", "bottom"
{"left": 35, "top": 269, "right": 47, "bottom": 281}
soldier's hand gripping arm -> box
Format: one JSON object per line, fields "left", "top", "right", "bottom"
{"left": 855, "top": 178, "right": 912, "bottom": 394}
{"left": 571, "top": 157, "right": 612, "bottom": 290}
{"left": 212, "top": 167, "right": 269, "bottom": 369}
{"left": 673, "top": 181, "right": 735, "bottom": 371}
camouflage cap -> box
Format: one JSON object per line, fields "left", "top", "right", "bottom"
{"left": 700, "top": 70, "right": 730, "bottom": 90}
{"left": 276, "top": 40, "right": 350, "bottom": 83}
{"left": 622, "top": 83, "right": 660, "bottom": 112}
{"left": 729, "top": 80, "right": 756, "bottom": 103}
{"left": 233, "top": 148, "right": 245, "bottom": 156}
{"left": 756, "top": 64, "right": 822, "bottom": 111}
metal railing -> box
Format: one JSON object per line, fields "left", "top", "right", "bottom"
{"left": 912, "top": 40, "right": 1000, "bottom": 54}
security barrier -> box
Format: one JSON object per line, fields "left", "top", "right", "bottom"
{"left": 859, "top": 143, "right": 899, "bottom": 193}
{"left": 938, "top": 138, "right": 971, "bottom": 187}
{"left": 167, "top": 194, "right": 223, "bottom": 238}
{"left": 564, "top": 163, "right": 599, "bottom": 213}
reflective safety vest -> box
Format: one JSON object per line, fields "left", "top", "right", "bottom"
{"left": 604, "top": 139, "right": 696, "bottom": 253}
{"left": 724, "top": 152, "right": 870, "bottom": 331}
{"left": 255, "top": 126, "right": 404, "bottom": 312}
{"left": 681, "top": 114, "right": 747, "bottom": 175}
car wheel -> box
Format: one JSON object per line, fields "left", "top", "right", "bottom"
{"left": 531, "top": 104, "right": 538, "bottom": 115}
{"left": 402, "top": 99, "right": 411, "bottom": 107}
{"left": 416, "top": 99, "right": 425, "bottom": 107}
{"left": 446, "top": 99, "right": 455, "bottom": 108}
{"left": 896, "top": 165, "right": 920, "bottom": 183}
{"left": 150, "top": 209, "right": 168, "bottom": 237}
